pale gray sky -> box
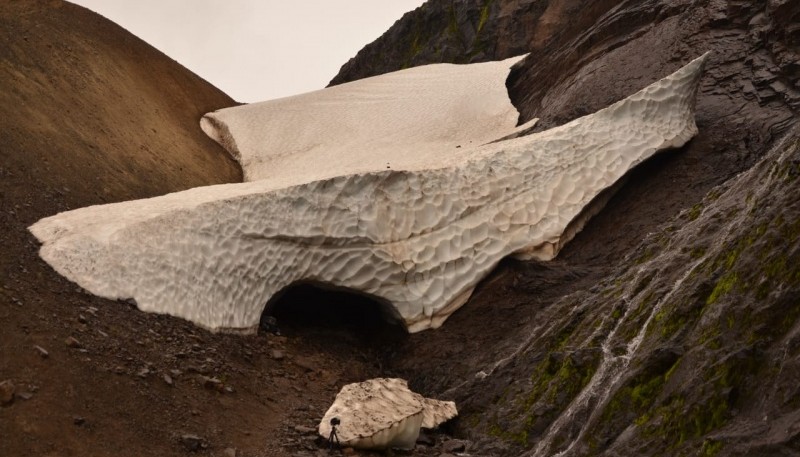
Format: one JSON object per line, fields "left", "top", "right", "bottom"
{"left": 71, "top": 0, "right": 425, "bottom": 102}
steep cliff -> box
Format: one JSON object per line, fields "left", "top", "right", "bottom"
{"left": 331, "top": 0, "right": 800, "bottom": 455}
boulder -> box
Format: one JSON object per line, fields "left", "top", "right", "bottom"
{"left": 318, "top": 378, "right": 457, "bottom": 450}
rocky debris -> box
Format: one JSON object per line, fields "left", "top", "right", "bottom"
{"left": 73, "top": 416, "right": 85, "bottom": 426}
{"left": 294, "top": 425, "right": 316, "bottom": 435}
{"left": 136, "top": 367, "right": 150, "bottom": 378}
{"left": 260, "top": 315, "right": 281, "bottom": 335}
{"left": 186, "top": 364, "right": 211, "bottom": 375}
{"left": 33, "top": 345, "right": 49, "bottom": 358}
{"left": 179, "top": 434, "right": 207, "bottom": 452}
{"left": 0, "top": 380, "right": 16, "bottom": 405}
{"left": 16, "top": 391, "right": 33, "bottom": 401}
{"left": 416, "top": 431, "right": 435, "bottom": 446}
{"left": 294, "top": 357, "right": 316, "bottom": 373}
{"left": 442, "top": 439, "right": 468, "bottom": 453}
{"left": 222, "top": 448, "right": 237, "bottom": 457}
{"left": 64, "top": 336, "right": 81, "bottom": 349}
{"left": 270, "top": 349, "right": 285, "bottom": 361}
{"left": 163, "top": 374, "right": 173, "bottom": 386}
{"left": 201, "top": 376, "right": 225, "bottom": 393}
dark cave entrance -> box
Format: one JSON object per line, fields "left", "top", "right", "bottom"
{"left": 261, "top": 282, "right": 408, "bottom": 348}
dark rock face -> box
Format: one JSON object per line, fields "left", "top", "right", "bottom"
{"left": 329, "top": 0, "right": 594, "bottom": 86}
{"left": 460, "top": 127, "right": 800, "bottom": 456}
{"left": 330, "top": 0, "right": 800, "bottom": 456}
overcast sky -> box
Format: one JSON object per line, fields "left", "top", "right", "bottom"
{"left": 71, "top": 0, "right": 426, "bottom": 102}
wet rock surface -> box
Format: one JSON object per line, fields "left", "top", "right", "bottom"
{"left": 332, "top": 0, "right": 799, "bottom": 456}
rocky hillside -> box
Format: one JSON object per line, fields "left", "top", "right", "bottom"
{"left": 332, "top": 0, "right": 800, "bottom": 456}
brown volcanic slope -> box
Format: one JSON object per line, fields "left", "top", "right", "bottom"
{"left": 0, "top": 0, "right": 241, "bottom": 207}
{"left": 0, "top": 2, "right": 358, "bottom": 457}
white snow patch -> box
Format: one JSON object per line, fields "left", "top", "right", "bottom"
{"left": 29, "top": 54, "right": 707, "bottom": 333}
{"left": 200, "top": 56, "right": 532, "bottom": 184}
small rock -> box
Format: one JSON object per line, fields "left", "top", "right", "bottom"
{"left": 442, "top": 440, "right": 468, "bottom": 453}
{"left": 65, "top": 336, "right": 82, "bottom": 348}
{"left": 270, "top": 349, "right": 285, "bottom": 361}
{"left": 17, "top": 391, "right": 33, "bottom": 400}
{"left": 170, "top": 369, "right": 183, "bottom": 377}
{"left": 186, "top": 365, "right": 210, "bottom": 375}
{"left": 77, "top": 314, "right": 87, "bottom": 324}
{"left": 202, "top": 376, "right": 224, "bottom": 393}
{"left": 34, "top": 345, "right": 49, "bottom": 359}
{"left": 136, "top": 368, "right": 150, "bottom": 378}
{"left": 294, "top": 357, "right": 316, "bottom": 372}
{"left": 222, "top": 448, "right": 237, "bottom": 457}
{"left": 0, "top": 380, "right": 16, "bottom": 405}
{"left": 163, "top": 374, "right": 173, "bottom": 386}
{"left": 416, "top": 431, "right": 435, "bottom": 446}
{"left": 179, "top": 434, "right": 207, "bottom": 452}
{"left": 294, "top": 425, "right": 316, "bottom": 434}
{"left": 73, "top": 416, "right": 86, "bottom": 426}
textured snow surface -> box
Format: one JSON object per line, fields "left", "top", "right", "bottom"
{"left": 29, "top": 54, "right": 707, "bottom": 333}
{"left": 318, "top": 378, "right": 457, "bottom": 450}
